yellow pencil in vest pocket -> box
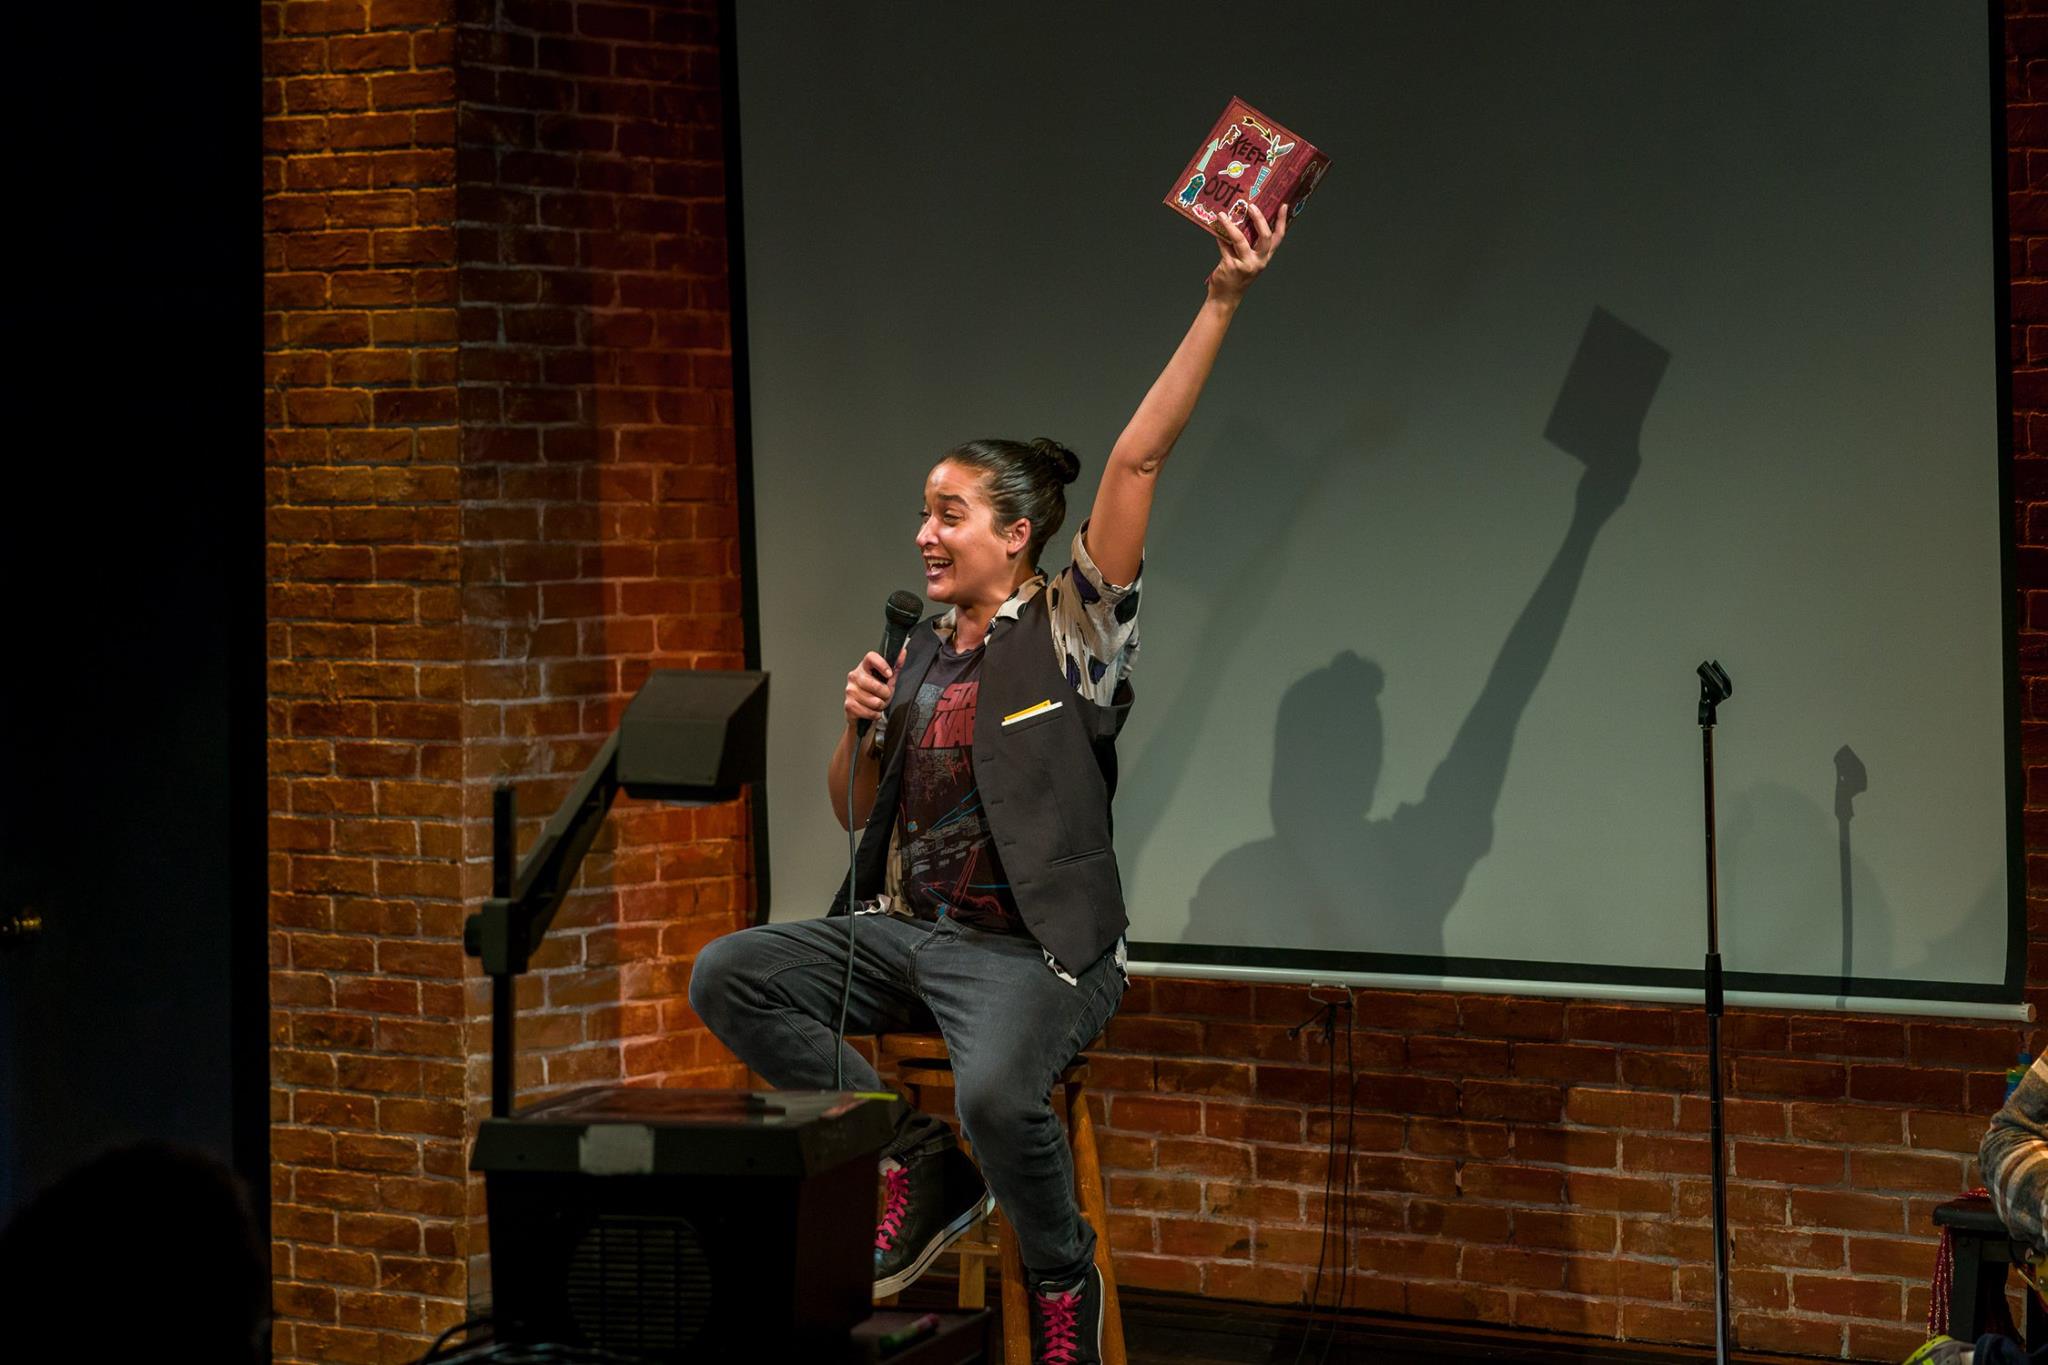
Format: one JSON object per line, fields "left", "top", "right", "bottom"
{"left": 1002, "top": 699, "right": 1062, "bottom": 726}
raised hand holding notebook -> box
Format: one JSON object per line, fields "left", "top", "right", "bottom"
{"left": 1164, "top": 97, "right": 1331, "bottom": 237}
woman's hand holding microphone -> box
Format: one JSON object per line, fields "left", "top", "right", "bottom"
{"left": 832, "top": 647, "right": 904, "bottom": 830}
{"left": 844, "top": 648, "right": 905, "bottom": 735}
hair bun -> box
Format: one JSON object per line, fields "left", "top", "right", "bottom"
{"left": 1030, "top": 437, "right": 1081, "bottom": 486}
{"left": 1330, "top": 650, "right": 1384, "bottom": 699}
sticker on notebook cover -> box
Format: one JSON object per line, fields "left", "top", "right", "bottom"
{"left": 1183, "top": 113, "right": 1295, "bottom": 223}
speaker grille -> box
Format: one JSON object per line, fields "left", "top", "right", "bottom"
{"left": 565, "top": 1212, "right": 714, "bottom": 1357}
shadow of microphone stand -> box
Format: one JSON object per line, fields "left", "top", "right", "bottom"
{"left": 1834, "top": 745, "right": 1867, "bottom": 1003}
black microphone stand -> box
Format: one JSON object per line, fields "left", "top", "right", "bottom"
{"left": 1696, "top": 659, "right": 1734, "bottom": 1365}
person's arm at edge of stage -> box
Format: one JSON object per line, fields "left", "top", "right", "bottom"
{"left": 1083, "top": 202, "right": 1290, "bottom": 586}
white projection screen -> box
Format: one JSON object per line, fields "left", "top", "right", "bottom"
{"left": 728, "top": 1, "right": 2022, "bottom": 1016}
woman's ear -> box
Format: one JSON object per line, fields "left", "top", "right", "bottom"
{"left": 1004, "top": 518, "right": 1032, "bottom": 559}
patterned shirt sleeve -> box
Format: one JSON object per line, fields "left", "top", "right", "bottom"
{"left": 1046, "top": 520, "right": 1142, "bottom": 705}
{"left": 1982, "top": 1055, "right": 2048, "bottom": 1255}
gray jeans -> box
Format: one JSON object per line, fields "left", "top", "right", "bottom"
{"left": 687, "top": 912, "right": 1125, "bottom": 1285}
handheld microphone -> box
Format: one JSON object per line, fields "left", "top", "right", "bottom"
{"left": 857, "top": 590, "right": 925, "bottom": 739}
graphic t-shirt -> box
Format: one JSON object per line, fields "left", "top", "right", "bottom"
{"left": 895, "top": 639, "right": 1023, "bottom": 933}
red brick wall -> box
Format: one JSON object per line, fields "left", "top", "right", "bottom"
{"left": 264, "top": 1, "right": 747, "bottom": 1360}
{"left": 451, "top": 0, "right": 749, "bottom": 1306}
{"left": 264, "top": 1, "right": 470, "bottom": 1359}
{"left": 1089, "top": 992, "right": 2025, "bottom": 1360}
{"left": 452, "top": 0, "right": 745, "bottom": 1099}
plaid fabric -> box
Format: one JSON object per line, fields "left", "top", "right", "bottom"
{"left": 1984, "top": 1055, "right": 2048, "bottom": 1256}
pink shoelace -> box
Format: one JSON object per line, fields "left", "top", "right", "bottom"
{"left": 874, "top": 1165, "right": 911, "bottom": 1252}
{"left": 1033, "top": 1286, "right": 1081, "bottom": 1365}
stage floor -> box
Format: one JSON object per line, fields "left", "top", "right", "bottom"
{"left": 902, "top": 1279, "right": 1830, "bottom": 1364}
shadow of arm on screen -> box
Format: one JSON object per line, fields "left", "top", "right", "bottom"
{"left": 1180, "top": 309, "right": 1665, "bottom": 951}
{"left": 1410, "top": 466, "right": 1630, "bottom": 858}
{"left": 1183, "top": 460, "right": 1633, "bottom": 956}
{"left": 1356, "top": 307, "right": 1666, "bottom": 947}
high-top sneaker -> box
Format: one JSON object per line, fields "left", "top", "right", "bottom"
{"left": 872, "top": 1144, "right": 994, "bottom": 1298}
{"left": 1028, "top": 1261, "right": 1103, "bottom": 1365}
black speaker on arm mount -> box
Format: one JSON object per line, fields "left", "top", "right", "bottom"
{"left": 461, "top": 669, "right": 894, "bottom": 1361}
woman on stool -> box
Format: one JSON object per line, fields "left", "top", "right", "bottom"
{"left": 690, "top": 201, "right": 1291, "bottom": 1365}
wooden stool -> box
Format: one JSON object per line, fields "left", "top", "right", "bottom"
{"left": 878, "top": 1034, "right": 999, "bottom": 1310}
{"left": 877, "top": 1032, "right": 1127, "bottom": 1365}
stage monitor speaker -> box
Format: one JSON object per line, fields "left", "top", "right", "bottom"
{"left": 473, "top": 1087, "right": 891, "bottom": 1361}
{"left": 616, "top": 669, "right": 768, "bottom": 802}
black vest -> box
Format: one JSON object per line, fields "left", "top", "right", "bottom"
{"left": 830, "top": 590, "right": 1134, "bottom": 974}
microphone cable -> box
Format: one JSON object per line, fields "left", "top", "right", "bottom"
{"left": 1290, "top": 987, "right": 1357, "bottom": 1365}
{"left": 832, "top": 591, "right": 922, "bottom": 1090}
{"left": 835, "top": 749, "right": 859, "bottom": 1089}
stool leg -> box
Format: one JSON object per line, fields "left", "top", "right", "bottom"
{"left": 954, "top": 1130, "right": 985, "bottom": 1311}
{"left": 960, "top": 1250, "right": 986, "bottom": 1310}
{"left": 960, "top": 1219, "right": 988, "bottom": 1310}
{"left": 1950, "top": 1237, "right": 1984, "bottom": 1341}
{"left": 999, "top": 1210, "right": 1030, "bottom": 1364}
{"left": 1065, "top": 1079, "right": 1126, "bottom": 1365}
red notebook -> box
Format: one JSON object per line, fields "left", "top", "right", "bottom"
{"left": 1164, "top": 97, "right": 1331, "bottom": 237}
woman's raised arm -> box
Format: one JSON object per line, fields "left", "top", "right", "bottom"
{"left": 1083, "top": 202, "right": 1290, "bottom": 585}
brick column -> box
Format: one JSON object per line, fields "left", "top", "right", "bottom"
{"left": 450, "top": 0, "right": 750, "bottom": 1295}
{"left": 265, "top": 1, "right": 467, "bottom": 1358}
{"left": 264, "top": 1, "right": 746, "bottom": 1360}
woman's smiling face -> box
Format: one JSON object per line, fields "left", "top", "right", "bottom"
{"left": 916, "top": 460, "right": 1027, "bottom": 606}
